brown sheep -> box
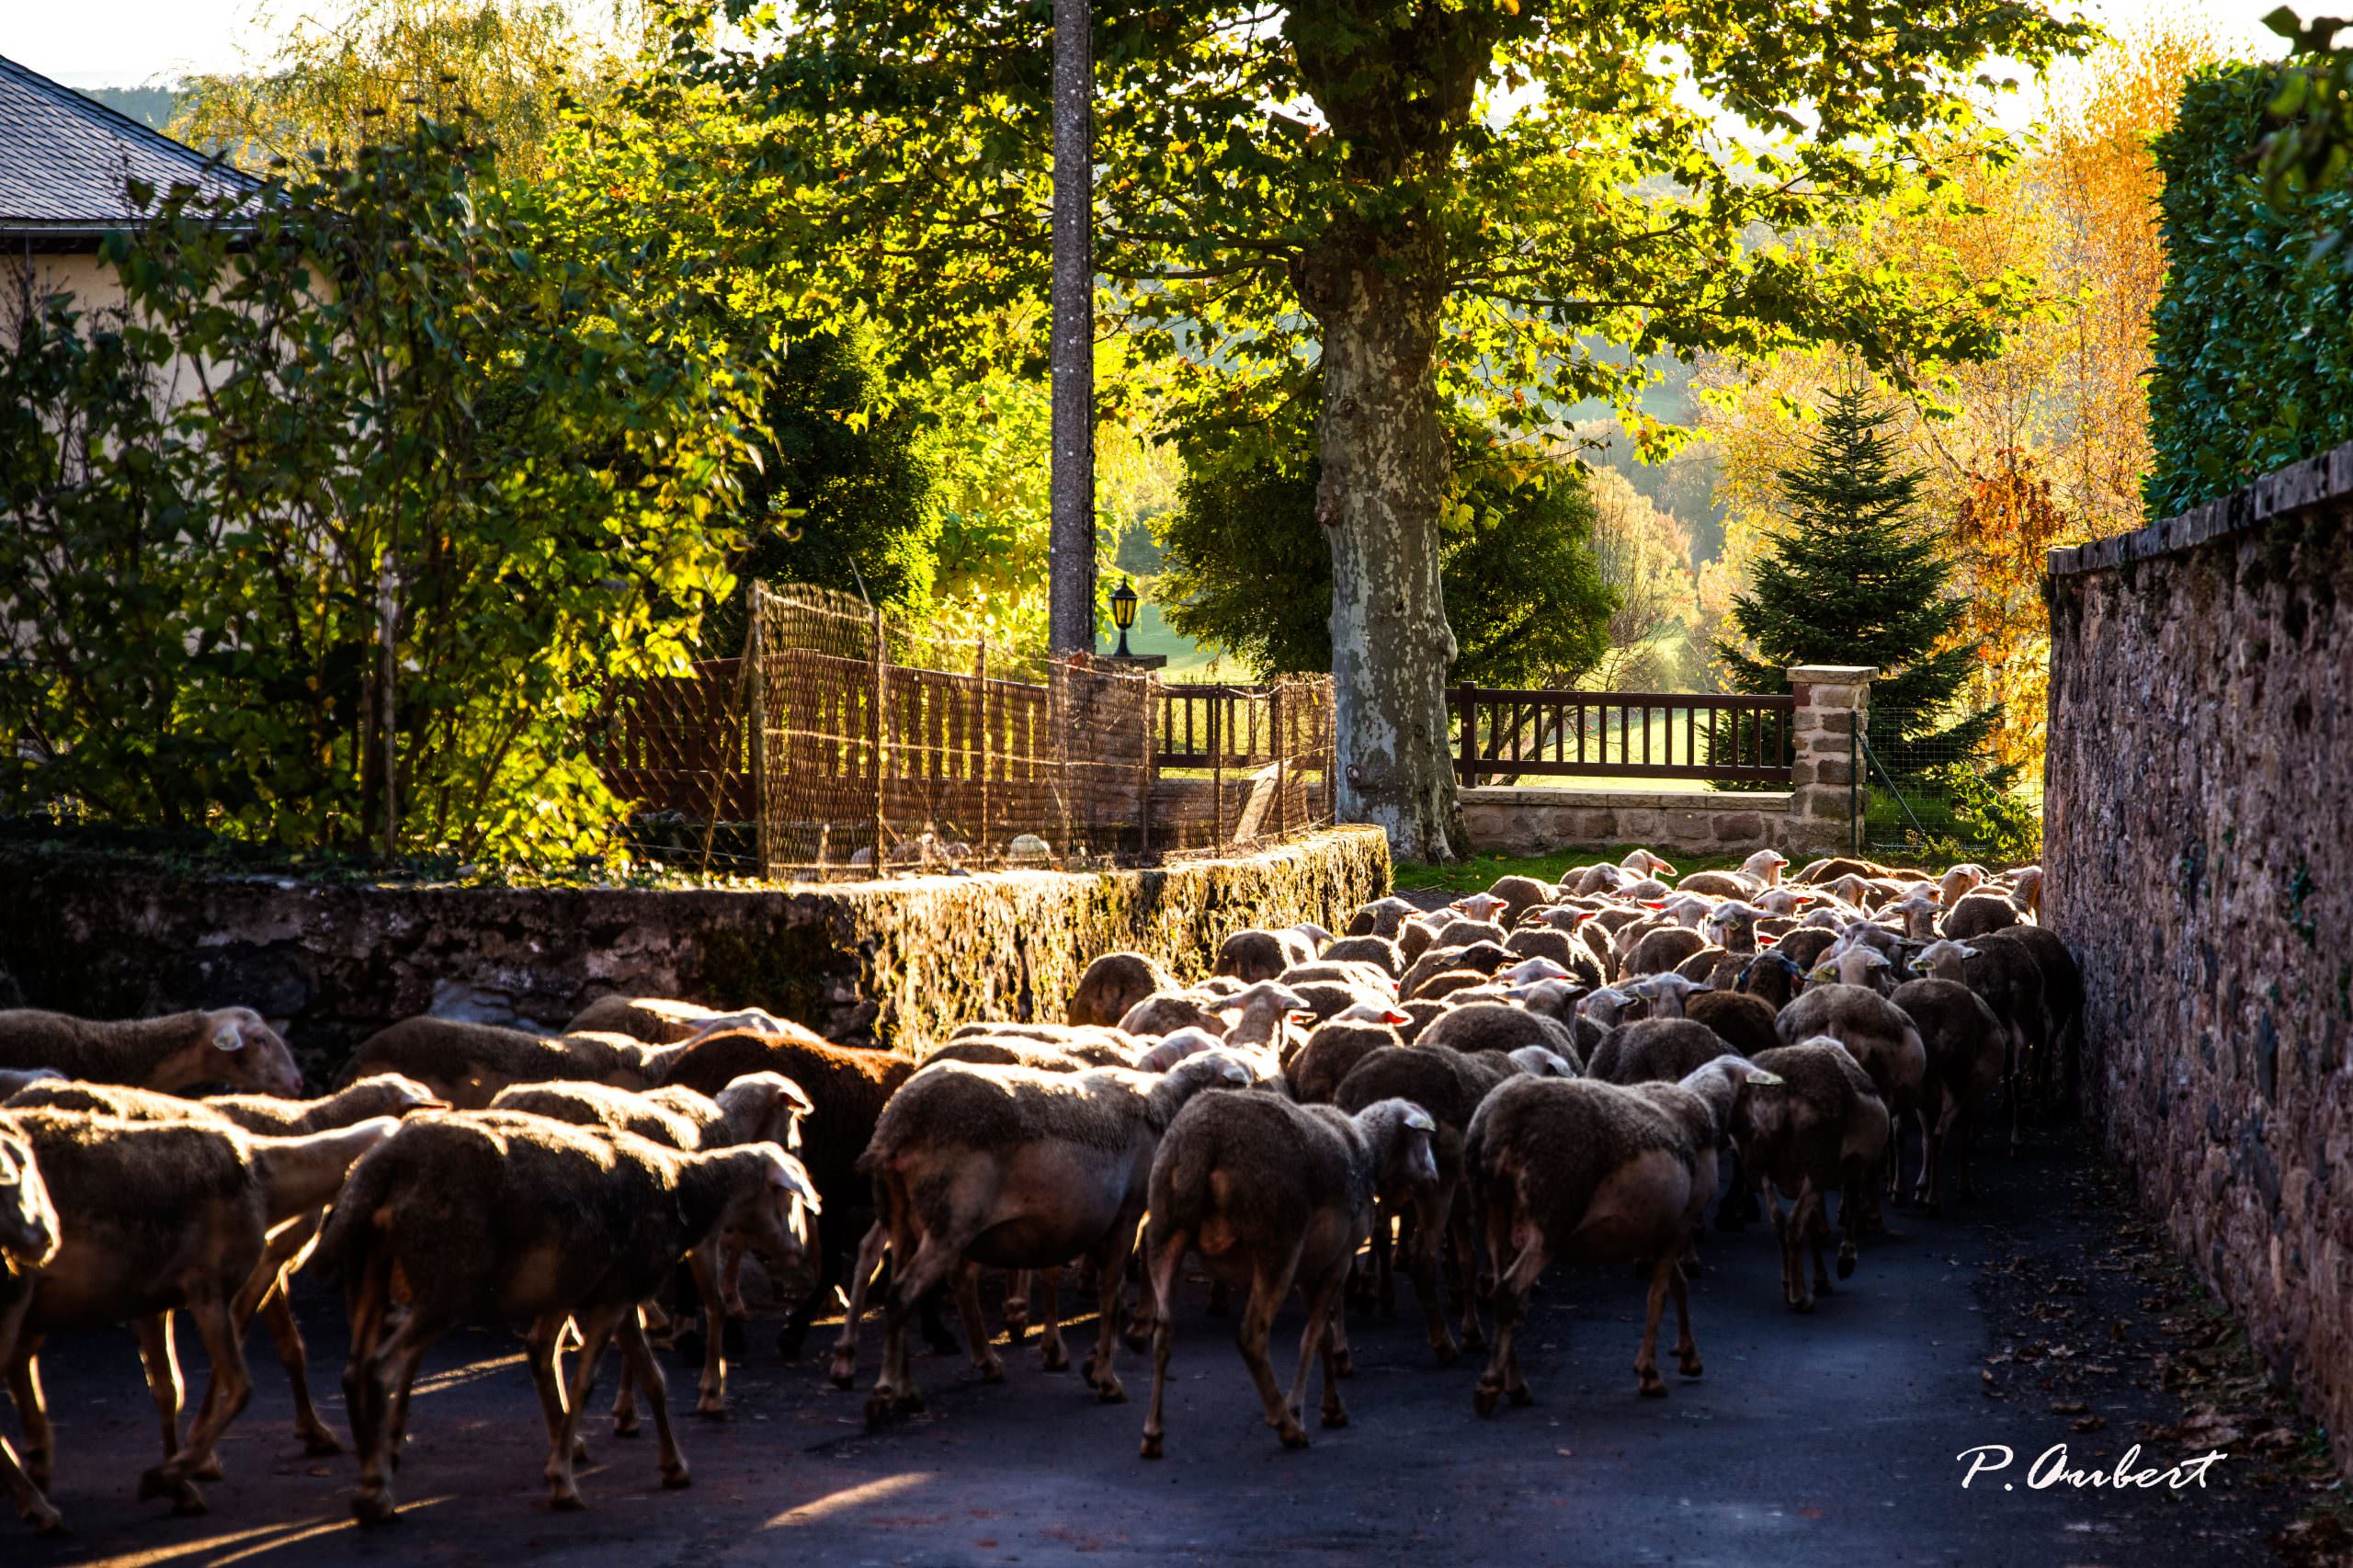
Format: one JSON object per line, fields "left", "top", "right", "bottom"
{"left": 1950, "top": 932, "right": 2050, "bottom": 1147}
{"left": 1319, "top": 935, "right": 1404, "bottom": 977}
{"left": 659, "top": 1028, "right": 952, "bottom": 1360}
{"left": 1399, "top": 939, "right": 1514, "bottom": 1000}
{"left": 1285, "top": 1020, "right": 1402, "bottom": 1104}
{"left": 1976, "top": 924, "right": 2081, "bottom": 1103}
{"left": 853, "top": 1052, "right": 1253, "bottom": 1422}
{"left": 562, "top": 996, "right": 811, "bottom": 1045}
{"left": 1586, "top": 1018, "right": 1740, "bottom": 1085}
{"left": 1941, "top": 892, "right": 2018, "bottom": 940}
{"left": 1891, "top": 959, "right": 2006, "bottom": 1212}
{"left": 1769, "top": 927, "right": 1839, "bottom": 974}
{"left": 1739, "top": 1042, "right": 1890, "bottom": 1311}
{"left": 1684, "top": 991, "right": 1779, "bottom": 1059}
{"left": 1774, "top": 982, "right": 1927, "bottom": 1205}
{"left": 1138, "top": 1091, "right": 1438, "bottom": 1455}
{"left": 1463, "top": 1054, "right": 1776, "bottom": 1411}
{"left": 923, "top": 1037, "right": 1135, "bottom": 1072}
{"left": 1118, "top": 991, "right": 1225, "bottom": 1037}
{"left": 1344, "top": 896, "right": 1417, "bottom": 939}
{"left": 1620, "top": 925, "right": 1710, "bottom": 980}
{"left": 323, "top": 1112, "right": 816, "bottom": 1522}
{"left": 1067, "top": 951, "right": 1176, "bottom": 1028}
{"left": 0, "top": 1008, "right": 303, "bottom": 1098}
{"left": 340, "top": 1017, "right": 688, "bottom": 1108}
{"left": 0, "top": 1121, "right": 62, "bottom": 1533}
{"left": 1504, "top": 926, "right": 1607, "bottom": 990}
{"left": 1214, "top": 928, "right": 1315, "bottom": 983}
{"left": 1415, "top": 1000, "right": 1580, "bottom": 1064}
{"left": 1483, "top": 875, "right": 1557, "bottom": 929}
{"left": 1, "top": 1109, "right": 392, "bottom": 1528}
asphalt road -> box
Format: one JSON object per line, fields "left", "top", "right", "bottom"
{"left": 11, "top": 1126, "right": 2302, "bottom": 1568}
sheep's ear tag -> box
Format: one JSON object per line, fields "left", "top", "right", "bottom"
{"left": 1404, "top": 1107, "right": 1436, "bottom": 1131}
{"left": 1748, "top": 1070, "right": 1784, "bottom": 1087}
{"left": 1385, "top": 1010, "right": 1411, "bottom": 1025}
{"left": 1286, "top": 1010, "right": 1316, "bottom": 1027}
{"left": 210, "top": 1020, "right": 247, "bottom": 1052}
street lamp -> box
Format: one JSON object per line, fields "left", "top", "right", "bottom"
{"left": 1110, "top": 577, "right": 1139, "bottom": 658}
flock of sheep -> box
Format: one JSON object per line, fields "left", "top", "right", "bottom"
{"left": 0, "top": 846, "right": 2078, "bottom": 1536}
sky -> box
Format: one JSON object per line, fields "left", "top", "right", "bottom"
{"left": 0, "top": 0, "right": 2300, "bottom": 93}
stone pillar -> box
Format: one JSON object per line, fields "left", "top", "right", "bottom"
{"left": 1785, "top": 665, "right": 1873, "bottom": 852}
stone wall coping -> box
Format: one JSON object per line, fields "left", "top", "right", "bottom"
{"left": 1460, "top": 787, "right": 1794, "bottom": 809}
{"left": 2048, "top": 437, "right": 2353, "bottom": 578}
{"left": 1787, "top": 665, "right": 1878, "bottom": 682}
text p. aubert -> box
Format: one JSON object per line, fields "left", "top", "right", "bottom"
{"left": 1956, "top": 1443, "right": 2227, "bottom": 1491}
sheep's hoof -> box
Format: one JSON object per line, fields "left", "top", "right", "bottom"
{"left": 695, "top": 1397, "right": 728, "bottom": 1420}
{"left": 1040, "top": 1346, "right": 1070, "bottom": 1373}
{"left": 550, "top": 1487, "right": 586, "bottom": 1513}
{"left": 1332, "top": 1348, "right": 1354, "bottom": 1379}
{"left": 193, "top": 1455, "right": 226, "bottom": 1482}
{"left": 613, "top": 1415, "right": 642, "bottom": 1438}
{"left": 1473, "top": 1382, "right": 1502, "bottom": 1417}
{"left": 661, "top": 1464, "right": 692, "bottom": 1491}
{"left": 1139, "top": 1432, "right": 1164, "bottom": 1460}
{"left": 827, "top": 1353, "right": 858, "bottom": 1390}
{"left": 572, "top": 1437, "right": 591, "bottom": 1464}
{"left": 1507, "top": 1384, "right": 1533, "bottom": 1407}
{"left": 1431, "top": 1339, "right": 1460, "bottom": 1366}
{"left": 1638, "top": 1373, "right": 1668, "bottom": 1399}
{"left": 1461, "top": 1327, "right": 1486, "bottom": 1352}
{"left": 351, "top": 1489, "right": 397, "bottom": 1528}
{"left": 1836, "top": 1247, "right": 1858, "bottom": 1281}
{"left": 1278, "top": 1426, "right": 1310, "bottom": 1450}
{"left": 1320, "top": 1404, "right": 1348, "bottom": 1429}
{"left": 302, "top": 1427, "right": 345, "bottom": 1458}
{"left": 1121, "top": 1325, "right": 1153, "bottom": 1354}
{"left": 1097, "top": 1379, "right": 1127, "bottom": 1405}
{"left": 27, "top": 1506, "right": 65, "bottom": 1537}
{"left": 1790, "top": 1296, "right": 1815, "bottom": 1315}
{"left": 979, "top": 1360, "right": 1006, "bottom": 1385}
{"left": 1677, "top": 1352, "right": 1704, "bottom": 1379}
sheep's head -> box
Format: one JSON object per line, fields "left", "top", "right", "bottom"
{"left": 1164, "top": 1048, "right": 1258, "bottom": 1098}
{"left": 0, "top": 1123, "right": 61, "bottom": 1275}
{"left": 1507, "top": 1045, "right": 1575, "bottom": 1078}
{"left": 1499, "top": 956, "right": 1570, "bottom": 987}
{"left": 1620, "top": 847, "right": 1677, "bottom": 878}
{"left": 1449, "top": 892, "right": 1507, "bottom": 924}
{"left": 722, "top": 1144, "right": 822, "bottom": 1274}
{"left": 1132, "top": 1027, "right": 1227, "bottom": 1073}
{"left": 1938, "top": 863, "right": 1988, "bottom": 906}
{"left": 1119, "top": 992, "right": 1225, "bottom": 1038}
{"left": 1626, "top": 972, "right": 1707, "bottom": 1018}
{"left": 193, "top": 1006, "right": 305, "bottom": 1098}
{"left": 1914, "top": 939, "right": 1980, "bottom": 982}
{"left": 686, "top": 1007, "right": 797, "bottom": 1043}
{"left": 1360, "top": 1097, "right": 1441, "bottom": 1189}
{"left": 1739, "top": 849, "right": 1790, "bottom": 886}
{"left": 337, "top": 1073, "right": 449, "bottom": 1121}
{"left": 716, "top": 1071, "right": 816, "bottom": 1150}
{"left": 1578, "top": 986, "right": 1636, "bottom": 1025}
{"left": 1331, "top": 1001, "right": 1414, "bottom": 1028}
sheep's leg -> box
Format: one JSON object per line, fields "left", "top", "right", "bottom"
{"left": 1772, "top": 1179, "right": 1812, "bottom": 1312}
{"left": 869, "top": 1231, "right": 960, "bottom": 1426}
{"left": 0, "top": 1299, "right": 56, "bottom": 1533}
{"left": 1002, "top": 1268, "right": 1033, "bottom": 1343}
{"left": 0, "top": 1429, "right": 58, "bottom": 1537}
{"left": 688, "top": 1245, "right": 730, "bottom": 1418}
{"left": 1634, "top": 1254, "right": 1674, "bottom": 1397}
{"left": 547, "top": 1304, "right": 623, "bottom": 1512}
{"left": 1450, "top": 1202, "right": 1485, "bottom": 1352}
{"left": 829, "top": 1220, "right": 892, "bottom": 1390}
{"left": 133, "top": 1312, "right": 185, "bottom": 1470}
{"left": 1137, "top": 1229, "right": 1187, "bottom": 1460}
{"left": 1834, "top": 1165, "right": 1863, "bottom": 1281}
{"left": 258, "top": 1281, "right": 341, "bottom": 1458}
{"left": 611, "top": 1324, "right": 642, "bottom": 1437}
{"left": 954, "top": 1262, "right": 1003, "bottom": 1382}
{"left": 1713, "top": 1146, "right": 1759, "bottom": 1232}
{"left": 6, "top": 1343, "right": 51, "bottom": 1493}
{"left": 1405, "top": 1185, "right": 1458, "bottom": 1364}
{"left": 1036, "top": 1266, "right": 1069, "bottom": 1372}
{"left": 1475, "top": 1227, "right": 1547, "bottom": 1415}
{"left": 1306, "top": 1264, "right": 1351, "bottom": 1429}
{"left": 1669, "top": 1260, "right": 1702, "bottom": 1378}
{"left": 344, "top": 1249, "right": 432, "bottom": 1527}
{"left": 613, "top": 1310, "right": 690, "bottom": 1492}
{"left": 1083, "top": 1214, "right": 1141, "bottom": 1403}
{"left": 142, "top": 1291, "right": 248, "bottom": 1515}
{"left": 525, "top": 1314, "right": 574, "bottom": 1459}
{"left": 719, "top": 1239, "right": 750, "bottom": 1317}
{"left": 1236, "top": 1251, "right": 1309, "bottom": 1449}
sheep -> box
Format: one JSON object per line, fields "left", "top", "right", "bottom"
{"left": 1772, "top": 926, "right": 1840, "bottom": 974}
{"left": 1941, "top": 892, "right": 2018, "bottom": 940}
{"left": 657, "top": 1028, "right": 951, "bottom": 1361}
{"left": 1285, "top": 1020, "right": 1402, "bottom": 1104}
{"left": 1280, "top": 960, "right": 1397, "bottom": 993}
{"left": 1344, "top": 896, "right": 1417, "bottom": 939}
{"left": 324, "top": 1112, "right": 816, "bottom": 1523}
{"left": 1212, "top": 981, "right": 1313, "bottom": 1051}
{"left": 1318, "top": 935, "right": 1404, "bottom": 977}
{"left": 1394, "top": 915, "right": 1449, "bottom": 964}
{"left": 2006, "top": 866, "right": 2044, "bottom": 918}
{"left": 0, "top": 1109, "right": 394, "bottom": 1526}
{"left": 562, "top": 996, "right": 812, "bottom": 1046}
{"left": 1503, "top": 978, "right": 1586, "bottom": 1028}
{"left": 1808, "top": 940, "right": 1899, "bottom": 994}
{"left": 1280, "top": 980, "right": 1391, "bottom": 1027}
{"left": 486, "top": 1075, "right": 812, "bottom": 1421}
{"left": 1739, "top": 1041, "right": 1888, "bottom": 1311}
{"left": 1623, "top": 971, "right": 1709, "bottom": 1020}
{"left": 1574, "top": 986, "right": 1638, "bottom": 1056}
{"left": 1674, "top": 850, "right": 1789, "bottom": 900}
{"left": 1332, "top": 1044, "right": 1556, "bottom": 1360}
{"left": 1891, "top": 946, "right": 2006, "bottom": 1212}
{"left": 1395, "top": 999, "right": 1450, "bottom": 1042}
{"left": 1619, "top": 924, "right": 1710, "bottom": 980}
{"left": 852, "top": 1051, "right": 1255, "bottom": 1421}
{"left": 1132, "top": 1027, "right": 1230, "bottom": 1072}
{"left": 1215, "top": 928, "right": 1315, "bottom": 983}
{"left": 1463, "top": 1054, "right": 1777, "bottom": 1411}
{"left": 946, "top": 1020, "right": 1136, "bottom": 1051}
{"left": 1415, "top": 1000, "right": 1580, "bottom": 1064}
{"left": 1067, "top": 952, "right": 1176, "bottom": 1028}
{"left": 4, "top": 1076, "right": 437, "bottom": 1465}
{"left": 1774, "top": 979, "right": 1927, "bottom": 1206}
{"left": 1586, "top": 1018, "right": 1741, "bottom": 1085}
{"left": 340, "top": 1017, "right": 689, "bottom": 1108}
{"left": 1138, "top": 1091, "right": 1438, "bottom": 1455}
{"left": 1483, "top": 876, "right": 1557, "bottom": 929}
{"left": 1734, "top": 950, "right": 1808, "bottom": 1009}
{"left": 1399, "top": 941, "right": 1510, "bottom": 1000}
{"left": 1504, "top": 926, "right": 1605, "bottom": 988}
{"left": 1289, "top": 921, "right": 1334, "bottom": 949}
{"left": 1672, "top": 946, "right": 1741, "bottom": 989}
{"left": 1948, "top": 931, "right": 2051, "bottom": 1146}
{"left": 923, "top": 1037, "right": 1133, "bottom": 1072}
{"left": 1120, "top": 991, "right": 1226, "bottom": 1037}
{"left": 1938, "top": 863, "right": 1987, "bottom": 909}
{"left": 0, "top": 1007, "right": 303, "bottom": 1098}
{"left": 1684, "top": 989, "right": 1780, "bottom": 1060}
{"left": 1976, "top": 924, "right": 2083, "bottom": 1103}
{"left": 0, "top": 1122, "right": 61, "bottom": 1533}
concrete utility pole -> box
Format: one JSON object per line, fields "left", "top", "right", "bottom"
{"left": 1047, "top": 0, "right": 1096, "bottom": 655}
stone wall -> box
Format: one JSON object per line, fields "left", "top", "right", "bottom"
{"left": 1458, "top": 665, "right": 1871, "bottom": 857}
{"left": 2045, "top": 437, "right": 2353, "bottom": 1469}
{"left": 0, "top": 825, "right": 1389, "bottom": 1080}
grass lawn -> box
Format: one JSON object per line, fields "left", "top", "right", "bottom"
{"left": 1392, "top": 843, "right": 1751, "bottom": 895}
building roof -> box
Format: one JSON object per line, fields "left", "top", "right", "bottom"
{"left": 0, "top": 54, "right": 253, "bottom": 244}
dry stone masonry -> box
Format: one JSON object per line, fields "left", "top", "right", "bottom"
{"left": 2045, "top": 437, "right": 2353, "bottom": 1472}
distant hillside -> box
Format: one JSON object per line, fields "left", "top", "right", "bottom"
{"left": 77, "top": 85, "right": 182, "bottom": 132}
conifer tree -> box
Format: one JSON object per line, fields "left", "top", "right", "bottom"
{"left": 1717, "top": 390, "right": 1993, "bottom": 774}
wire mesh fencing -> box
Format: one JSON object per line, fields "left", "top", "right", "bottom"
{"left": 586, "top": 581, "right": 1335, "bottom": 880}
{"left": 1854, "top": 706, "right": 2043, "bottom": 864}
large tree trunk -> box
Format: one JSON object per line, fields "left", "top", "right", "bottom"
{"left": 1300, "top": 231, "right": 1466, "bottom": 863}
{"left": 1045, "top": 0, "right": 1096, "bottom": 655}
